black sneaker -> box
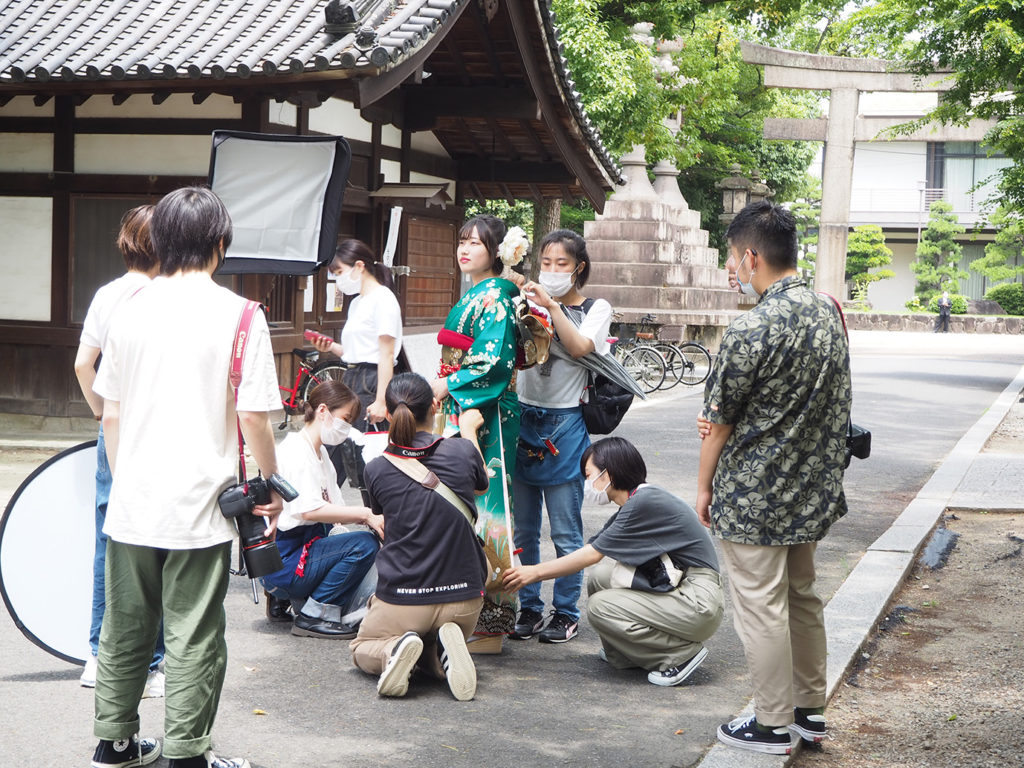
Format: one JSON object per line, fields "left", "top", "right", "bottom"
{"left": 647, "top": 646, "right": 708, "bottom": 686}
{"left": 91, "top": 734, "right": 161, "bottom": 768}
{"left": 537, "top": 611, "right": 579, "bottom": 644}
{"left": 717, "top": 715, "right": 795, "bottom": 755}
{"left": 168, "top": 752, "right": 251, "bottom": 768}
{"left": 790, "top": 708, "right": 827, "bottom": 743}
{"left": 509, "top": 608, "right": 545, "bottom": 640}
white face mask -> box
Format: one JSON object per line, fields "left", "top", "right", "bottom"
{"left": 737, "top": 252, "right": 758, "bottom": 296}
{"left": 538, "top": 269, "right": 575, "bottom": 298}
{"left": 583, "top": 469, "right": 611, "bottom": 506}
{"left": 335, "top": 268, "right": 362, "bottom": 296}
{"left": 320, "top": 414, "right": 352, "bottom": 446}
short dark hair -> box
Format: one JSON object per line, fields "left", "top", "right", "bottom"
{"left": 725, "top": 200, "right": 798, "bottom": 271}
{"left": 580, "top": 436, "right": 647, "bottom": 492}
{"left": 151, "top": 186, "right": 233, "bottom": 275}
{"left": 459, "top": 215, "right": 506, "bottom": 275}
{"left": 332, "top": 238, "right": 396, "bottom": 292}
{"left": 116, "top": 205, "right": 157, "bottom": 273}
{"left": 539, "top": 229, "right": 591, "bottom": 288}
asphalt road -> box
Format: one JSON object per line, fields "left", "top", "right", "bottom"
{"left": 2, "top": 330, "right": 1023, "bottom": 768}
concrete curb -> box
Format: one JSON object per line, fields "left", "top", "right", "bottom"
{"left": 694, "top": 360, "right": 1024, "bottom": 768}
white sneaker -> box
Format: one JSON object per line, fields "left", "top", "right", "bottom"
{"left": 142, "top": 669, "right": 165, "bottom": 699}
{"left": 438, "top": 622, "right": 477, "bottom": 701}
{"left": 203, "top": 752, "right": 251, "bottom": 768}
{"left": 80, "top": 655, "right": 98, "bottom": 688}
{"left": 377, "top": 632, "right": 423, "bottom": 697}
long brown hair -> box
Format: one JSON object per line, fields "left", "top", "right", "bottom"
{"left": 385, "top": 373, "right": 433, "bottom": 447}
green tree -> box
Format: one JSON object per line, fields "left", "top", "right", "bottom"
{"left": 790, "top": 185, "right": 821, "bottom": 278}
{"left": 846, "top": 225, "right": 895, "bottom": 294}
{"left": 971, "top": 206, "right": 1024, "bottom": 285}
{"left": 833, "top": 0, "right": 1024, "bottom": 210}
{"left": 911, "top": 200, "right": 968, "bottom": 300}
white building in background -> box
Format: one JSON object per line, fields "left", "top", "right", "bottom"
{"left": 842, "top": 92, "right": 1014, "bottom": 311}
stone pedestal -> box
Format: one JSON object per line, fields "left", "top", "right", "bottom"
{"left": 584, "top": 148, "right": 741, "bottom": 347}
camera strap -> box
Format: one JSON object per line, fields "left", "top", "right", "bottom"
{"left": 382, "top": 452, "right": 477, "bottom": 528}
{"left": 231, "top": 300, "right": 264, "bottom": 482}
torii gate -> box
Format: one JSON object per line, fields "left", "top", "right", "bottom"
{"left": 739, "top": 42, "right": 991, "bottom": 300}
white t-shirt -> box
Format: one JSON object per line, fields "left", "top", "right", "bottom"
{"left": 274, "top": 430, "right": 344, "bottom": 532}
{"left": 93, "top": 272, "right": 282, "bottom": 549}
{"left": 517, "top": 298, "right": 613, "bottom": 408}
{"left": 341, "top": 286, "right": 403, "bottom": 364}
{"left": 80, "top": 272, "right": 151, "bottom": 351}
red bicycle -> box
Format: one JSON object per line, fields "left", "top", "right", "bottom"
{"left": 278, "top": 348, "right": 349, "bottom": 428}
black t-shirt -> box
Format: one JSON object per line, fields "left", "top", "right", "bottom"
{"left": 364, "top": 431, "right": 489, "bottom": 605}
{"left": 588, "top": 485, "right": 719, "bottom": 572}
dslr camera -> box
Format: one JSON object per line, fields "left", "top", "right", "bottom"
{"left": 218, "top": 473, "right": 298, "bottom": 579}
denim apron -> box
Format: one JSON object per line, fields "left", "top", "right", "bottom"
{"left": 516, "top": 404, "right": 590, "bottom": 487}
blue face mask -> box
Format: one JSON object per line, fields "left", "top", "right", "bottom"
{"left": 737, "top": 252, "right": 758, "bottom": 296}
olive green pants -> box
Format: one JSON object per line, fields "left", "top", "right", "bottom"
{"left": 94, "top": 539, "right": 231, "bottom": 759}
{"left": 586, "top": 559, "right": 725, "bottom": 672}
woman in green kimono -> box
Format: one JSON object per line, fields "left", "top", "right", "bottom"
{"left": 430, "top": 214, "right": 527, "bottom": 653}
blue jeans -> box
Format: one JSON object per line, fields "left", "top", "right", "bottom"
{"left": 264, "top": 531, "right": 378, "bottom": 611}
{"left": 511, "top": 476, "right": 585, "bottom": 621}
{"left": 91, "top": 426, "right": 164, "bottom": 670}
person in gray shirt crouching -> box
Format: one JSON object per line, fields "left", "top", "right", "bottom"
{"left": 503, "top": 437, "right": 724, "bottom": 686}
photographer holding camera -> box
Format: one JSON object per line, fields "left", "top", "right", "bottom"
{"left": 90, "top": 187, "right": 283, "bottom": 768}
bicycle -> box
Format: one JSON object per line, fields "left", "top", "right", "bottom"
{"left": 278, "top": 348, "right": 349, "bottom": 428}
{"left": 611, "top": 313, "right": 712, "bottom": 390}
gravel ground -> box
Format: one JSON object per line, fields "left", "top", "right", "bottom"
{"left": 794, "top": 398, "right": 1024, "bottom": 768}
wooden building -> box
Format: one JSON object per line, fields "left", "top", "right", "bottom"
{"left": 0, "top": 0, "right": 620, "bottom": 417}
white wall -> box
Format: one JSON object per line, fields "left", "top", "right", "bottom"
{"left": 850, "top": 141, "right": 927, "bottom": 222}
{"left": 0, "top": 134, "right": 53, "bottom": 172}
{"left": 75, "top": 93, "right": 240, "bottom": 119}
{"left": 75, "top": 134, "right": 212, "bottom": 175}
{"left": 308, "top": 98, "right": 372, "bottom": 142}
{"left": 866, "top": 240, "right": 917, "bottom": 311}
{"left": 0, "top": 197, "right": 52, "bottom": 321}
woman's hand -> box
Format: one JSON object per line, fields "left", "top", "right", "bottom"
{"left": 458, "top": 408, "right": 484, "bottom": 437}
{"left": 311, "top": 335, "right": 343, "bottom": 358}
{"left": 366, "top": 398, "right": 388, "bottom": 426}
{"left": 697, "top": 413, "right": 712, "bottom": 440}
{"left": 362, "top": 508, "right": 385, "bottom": 540}
{"left": 430, "top": 377, "right": 449, "bottom": 402}
{"left": 521, "top": 281, "right": 555, "bottom": 310}
{"left": 501, "top": 565, "right": 539, "bottom": 591}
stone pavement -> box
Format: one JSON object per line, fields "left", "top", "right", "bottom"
{"left": 2, "top": 336, "right": 1024, "bottom": 767}
{"left": 695, "top": 360, "right": 1024, "bottom": 768}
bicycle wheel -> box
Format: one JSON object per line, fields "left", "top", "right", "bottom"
{"left": 651, "top": 342, "right": 685, "bottom": 390}
{"left": 302, "top": 363, "right": 348, "bottom": 402}
{"left": 678, "top": 342, "right": 712, "bottom": 386}
{"left": 621, "top": 347, "right": 666, "bottom": 394}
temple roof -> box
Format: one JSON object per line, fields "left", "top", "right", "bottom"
{"left": 0, "top": 0, "right": 622, "bottom": 204}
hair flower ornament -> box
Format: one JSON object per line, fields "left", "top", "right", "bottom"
{"left": 498, "top": 226, "right": 530, "bottom": 268}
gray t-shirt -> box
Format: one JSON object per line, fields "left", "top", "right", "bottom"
{"left": 588, "top": 485, "right": 719, "bottom": 572}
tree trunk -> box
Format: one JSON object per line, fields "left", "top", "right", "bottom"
{"left": 529, "top": 199, "right": 562, "bottom": 280}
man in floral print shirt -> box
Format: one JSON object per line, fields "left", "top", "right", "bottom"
{"left": 697, "top": 200, "right": 851, "bottom": 755}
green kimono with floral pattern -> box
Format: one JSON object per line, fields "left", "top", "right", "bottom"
{"left": 437, "top": 277, "right": 521, "bottom": 636}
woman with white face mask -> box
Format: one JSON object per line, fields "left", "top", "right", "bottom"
{"left": 260, "top": 380, "right": 384, "bottom": 639}
{"left": 503, "top": 437, "right": 725, "bottom": 687}
{"left": 509, "top": 230, "right": 612, "bottom": 645}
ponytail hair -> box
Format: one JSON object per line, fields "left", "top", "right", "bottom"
{"left": 303, "top": 379, "right": 359, "bottom": 423}
{"left": 332, "top": 239, "right": 395, "bottom": 293}
{"left": 385, "top": 372, "right": 434, "bottom": 447}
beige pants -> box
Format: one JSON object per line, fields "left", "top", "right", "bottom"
{"left": 719, "top": 539, "right": 827, "bottom": 727}
{"left": 586, "top": 559, "right": 724, "bottom": 672}
{"left": 350, "top": 595, "right": 483, "bottom": 679}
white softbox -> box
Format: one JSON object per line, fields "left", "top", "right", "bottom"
{"left": 209, "top": 131, "right": 351, "bottom": 275}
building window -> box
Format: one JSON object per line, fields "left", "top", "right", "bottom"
{"left": 70, "top": 196, "right": 152, "bottom": 324}
{"left": 927, "top": 142, "right": 1010, "bottom": 214}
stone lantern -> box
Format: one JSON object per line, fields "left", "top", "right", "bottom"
{"left": 717, "top": 165, "right": 774, "bottom": 225}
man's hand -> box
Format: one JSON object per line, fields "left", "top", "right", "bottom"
{"left": 696, "top": 489, "right": 713, "bottom": 529}
{"left": 502, "top": 565, "right": 539, "bottom": 591}
{"left": 252, "top": 491, "right": 284, "bottom": 538}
